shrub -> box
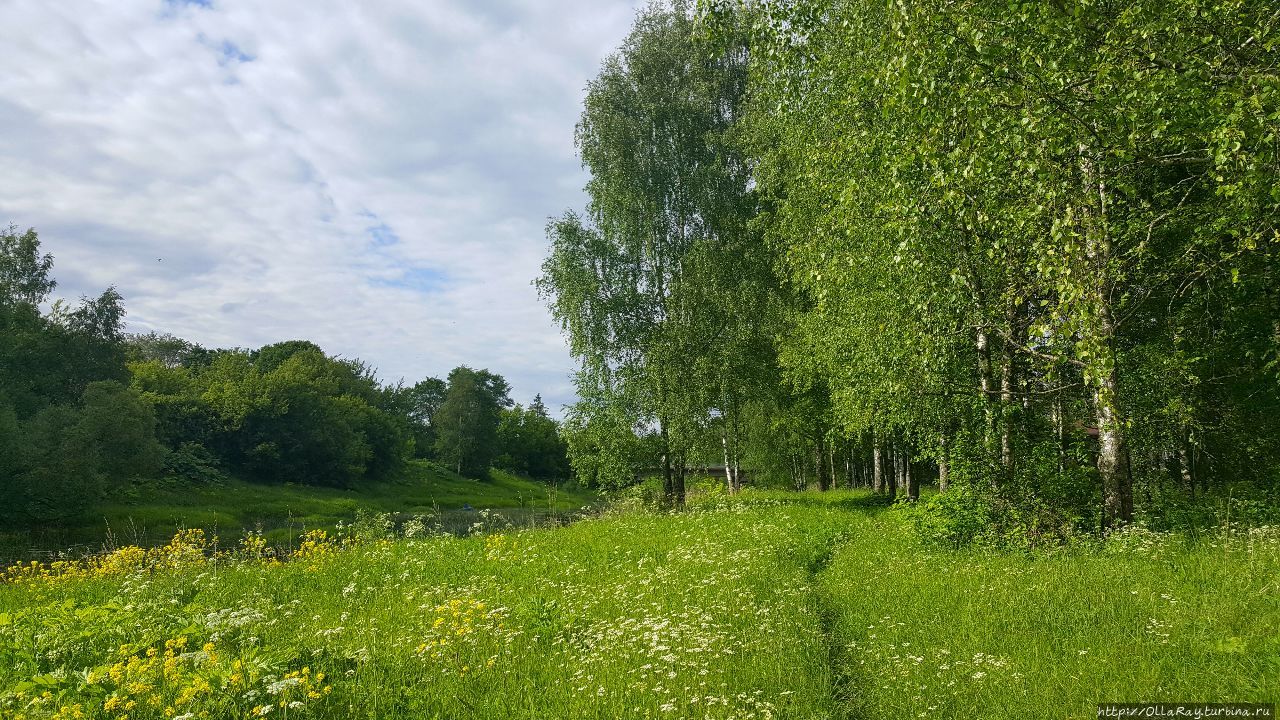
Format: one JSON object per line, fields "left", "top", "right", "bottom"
{"left": 162, "top": 441, "right": 228, "bottom": 484}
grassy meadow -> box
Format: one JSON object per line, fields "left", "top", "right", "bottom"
{"left": 0, "top": 491, "right": 1275, "bottom": 719}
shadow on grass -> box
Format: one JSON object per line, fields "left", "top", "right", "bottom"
{"left": 763, "top": 490, "right": 896, "bottom": 515}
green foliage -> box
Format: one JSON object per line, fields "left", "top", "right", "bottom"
{"left": 684, "top": 0, "right": 1280, "bottom": 530}
{"left": 540, "top": 1, "right": 763, "bottom": 503}
{"left": 131, "top": 344, "right": 412, "bottom": 488}
{"left": 495, "top": 396, "right": 570, "bottom": 480}
{"left": 902, "top": 485, "right": 996, "bottom": 550}
{"left": 0, "top": 225, "right": 55, "bottom": 306}
{"left": 0, "top": 228, "right": 167, "bottom": 523}
{"left": 161, "top": 442, "right": 227, "bottom": 485}
{"left": 124, "top": 331, "right": 206, "bottom": 368}
{"left": 0, "top": 382, "right": 164, "bottom": 524}
{"left": 0, "top": 399, "right": 18, "bottom": 485}
{"left": 558, "top": 368, "right": 661, "bottom": 489}
{"left": 380, "top": 377, "right": 447, "bottom": 458}
{"left": 904, "top": 432, "right": 1096, "bottom": 549}
{"left": 0, "top": 261, "right": 129, "bottom": 417}
{"left": 76, "top": 381, "right": 166, "bottom": 481}
{"left": 433, "top": 366, "right": 512, "bottom": 478}
{"left": 250, "top": 339, "right": 326, "bottom": 373}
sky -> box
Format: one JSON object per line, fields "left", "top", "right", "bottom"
{"left": 0, "top": 0, "right": 647, "bottom": 414}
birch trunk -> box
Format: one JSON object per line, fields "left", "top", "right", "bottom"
{"left": 938, "top": 434, "right": 950, "bottom": 493}
{"left": 1000, "top": 338, "right": 1014, "bottom": 473}
{"left": 721, "top": 429, "right": 734, "bottom": 494}
{"left": 815, "top": 435, "right": 831, "bottom": 491}
{"left": 1177, "top": 438, "right": 1195, "bottom": 500}
{"left": 660, "top": 420, "right": 674, "bottom": 508}
{"left": 905, "top": 447, "right": 918, "bottom": 501}
{"left": 673, "top": 455, "right": 686, "bottom": 508}
{"left": 977, "top": 328, "right": 994, "bottom": 454}
{"left": 1052, "top": 392, "right": 1067, "bottom": 475}
{"left": 1080, "top": 146, "right": 1133, "bottom": 529}
{"left": 829, "top": 443, "right": 838, "bottom": 491}
{"left": 729, "top": 412, "right": 742, "bottom": 493}
{"left": 872, "top": 436, "right": 884, "bottom": 493}
{"left": 894, "top": 444, "right": 905, "bottom": 495}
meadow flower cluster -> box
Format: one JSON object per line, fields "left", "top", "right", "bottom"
{"left": 844, "top": 620, "right": 1023, "bottom": 714}
{"left": 495, "top": 512, "right": 835, "bottom": 719}
{"left": 1, "top": 526, "right": 361, "bottom": 593}
{"left": 1, "top": 632, "right": 330, "bottom": 720}
{"left": 1100, "top": 523, "right": 1179, "bottom": 558}
{"left": 1100, "top": 521, "right": 1280, "bottom": 558}
{"left": 289, "top": 530, "right": 334, "bottom": 565}
{"left": 415, "top": 596, "right": 510, "bottom": 676}
{"left": 482, "top": 533, "right": 519, "bottom": 562}
{"left": 1207, "top": 523, "right": 1280, "bottom": 553}
{"left": 2, "top": 530, "right": 218, "bottom": 588}
{"left": 250, "top": 667, "right": 331, "bottom": 717}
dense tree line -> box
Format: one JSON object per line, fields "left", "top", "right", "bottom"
{"left": 0, "top": 227, "right": 568, "bottom": 524}
{"left": 540, "top": 1, "right": 1279, "bottom": 536}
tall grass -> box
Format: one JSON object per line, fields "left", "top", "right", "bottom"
{"left": 820, "top": 506, "right": 1280, "bottom": 718}
{"left": 0, "top": 491, "right": 1275, "bottom": 719}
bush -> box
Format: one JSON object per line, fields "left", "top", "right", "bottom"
{"left": 903, "top": 432, "right": 1091, "bottom": 550}
{"left": 162, "top": 442, "right": 228, "bottom": 484}
{"left": 901, "top": 485, "right": 994, "bottom": 549}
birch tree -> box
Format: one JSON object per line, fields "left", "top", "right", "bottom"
{"left": 540, "top": 1, "right": 754, "bottom": 505}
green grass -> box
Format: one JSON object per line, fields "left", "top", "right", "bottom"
{"left": 818, "top": 503, "right": 1279, "bottom": 718}
{"left": 0, "top": 490, "right": 1275, "bottom": 719}
{"left": 0, "top": 461, "right": 595, "bottom": 561}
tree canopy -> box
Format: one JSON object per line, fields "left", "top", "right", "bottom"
{"left": 541, "top": 0, "right": 1280, "bottom": 536}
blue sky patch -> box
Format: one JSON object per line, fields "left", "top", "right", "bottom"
{"left": 372, "top": 266, "right": 449, "bottom": 294}
{"left": 217, "top": 40, "right": 254, "bottom": 65}
{"left": 365, "top": 218, "right": 401, "bottom": 247}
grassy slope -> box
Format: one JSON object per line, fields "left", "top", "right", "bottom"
{"left": 1, "top": 461, "right": 595, "bottom": 559}
{"left": 0, "top": 491, "right": 1275, "bottom": 719}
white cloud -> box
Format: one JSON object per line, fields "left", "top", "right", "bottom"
{"left": 0, "top": 0, "right": 646, "bottom": 413}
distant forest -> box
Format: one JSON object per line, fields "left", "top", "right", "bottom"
{"left": 538, "top": 1, "right": 1280, "bottom": 541}
{"left": 0, "top": 225, "right": 568, "bottom": 525}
